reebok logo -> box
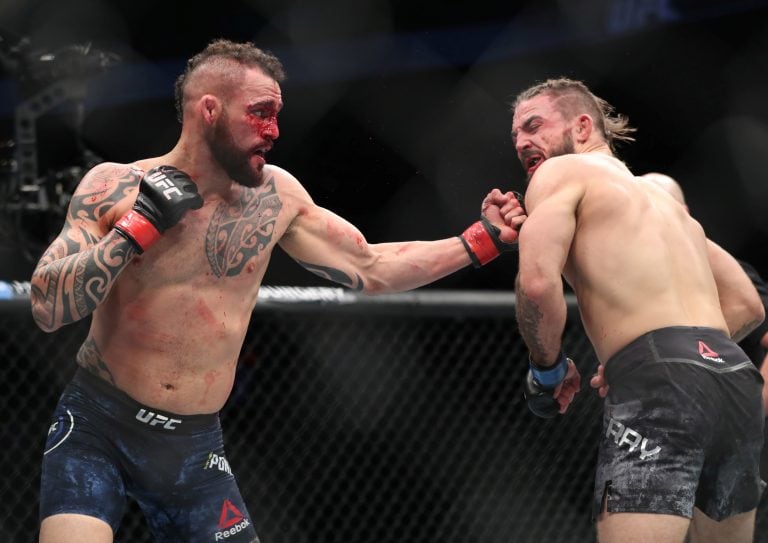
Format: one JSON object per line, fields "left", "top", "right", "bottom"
{"left": 214, "top": 499, "right": 251, "bottom": 540}
{"left": 698, "top": 341, "right": 724, "bottom": 363}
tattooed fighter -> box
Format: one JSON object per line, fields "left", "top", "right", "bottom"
{"left": 30, "top": 39, "right": 524, "bottom": 543}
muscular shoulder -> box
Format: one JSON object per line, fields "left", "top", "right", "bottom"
{"left": 526, "top": 156, "right": 588, "bottom": 209}
{"left": 77, "top": 162, "right": 143, "bottom": 192}
{"left": 536, "top": 153, "right": 620, "bottom": 180}
{"left": 262, "top": 164, "right": 304, "bottom": 191}
{"left": 531, "top": 153, "right": 627, "bottom": 196}
{"left": 261, "top": 164, "right": 315, "bottom": 208}
{"left": 69, "top": 162, "right": 144, "bottom": 227}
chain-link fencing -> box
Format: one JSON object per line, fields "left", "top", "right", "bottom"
{"left": 3, "top": 286, "right": 754, "bottom": 543}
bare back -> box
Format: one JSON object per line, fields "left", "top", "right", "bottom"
{"left": 528, "top": 154, "right": 727, "bottom": 361}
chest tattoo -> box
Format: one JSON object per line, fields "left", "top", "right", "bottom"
{"left": 205, "top": 179, "right": 283, "bottom": 277}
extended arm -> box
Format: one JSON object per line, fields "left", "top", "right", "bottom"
{"left": 279, "top": 183, "right": 524, "bottom": 294}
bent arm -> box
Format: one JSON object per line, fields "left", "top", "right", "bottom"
{"left": 30, "top": 164, "right": 140, "bottom": 332}
{"left": 279, "top": 203, "right": 473, "bottom": 294}
{"left": 515, "top": 168, "right": 578, "bottom": 365}
{"left": 707, "top": 240, "right": 765, "bottom": 342}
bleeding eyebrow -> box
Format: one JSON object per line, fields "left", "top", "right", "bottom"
{"left": 250, "top": 99, "right": 283, "bottom": 112}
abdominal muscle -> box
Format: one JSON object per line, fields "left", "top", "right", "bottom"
{"left": 82, "top": 285, "right": 256, "bottom": 415}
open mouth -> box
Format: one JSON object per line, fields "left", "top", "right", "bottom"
{"left": 524, "top": 154, "right": 544, "bottom": 174}
{"left": 251, "top": 146, "right": 271, "bottom": 165}
{"left": 250, "top": 149, "right": 267, "bottom": 169}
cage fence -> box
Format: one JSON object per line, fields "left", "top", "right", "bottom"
{"left": 0, "top": 287, "right": 658, "bottom": 542}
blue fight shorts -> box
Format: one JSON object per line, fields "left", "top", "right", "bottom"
{"left": 593, "top": 326, "right": 765, "bottom": 521}
{"left": 40, "top": 368, "right": 259, "bottom": 542}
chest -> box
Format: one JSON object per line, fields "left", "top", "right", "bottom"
{"left": 126, "top": 185, "right": 287, "bottom": 285}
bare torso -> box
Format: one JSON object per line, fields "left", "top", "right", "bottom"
{"left": 558, "top": 155, "right": 728, "bottom": 361}
{"left": 32, "top": 153, "right": 475, "bottom": 414}
{"left": 81, "top": 161, "right": 296, "bottom": 414}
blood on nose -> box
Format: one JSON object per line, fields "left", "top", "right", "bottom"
{"left": 261, "top": 117, "right": 279, "bottom": 139}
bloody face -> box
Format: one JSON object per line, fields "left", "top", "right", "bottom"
{"left": 207, "top": 70, "right": 282, "bottom": 188}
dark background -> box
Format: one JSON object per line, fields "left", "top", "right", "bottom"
{"left": 1, "top": 0, "right": 767, "bottom": 289}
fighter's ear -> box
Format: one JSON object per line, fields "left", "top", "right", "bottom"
{"left": 574, "top": 113, "right": 593, "bottom": 143}
{"left": 200, "top": 95, "right": 220, "bottom": 124}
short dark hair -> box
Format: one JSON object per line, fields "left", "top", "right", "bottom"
{"left": 174, "top": 39, "right": 286, "bottom": 123}
{"left": 512, "top": 77, "right": 636, "bottom": 152}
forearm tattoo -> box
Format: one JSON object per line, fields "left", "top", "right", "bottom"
{"left": 295, "top": 259, "right": 364, "bottom": 291}
{"left": 76, "top": 336, "right": 116, "bottom": 384}
{"left": 31, "top": 167, "right": 139, "bottom": 330}
{"left": 206, "top": 177, "right": 282, "bottom": 277}
{"left": 515, "top": 276, "right": 549, "bottom": 362}
{"left": 32, "top": 234, "right": 136, "bottom": 329}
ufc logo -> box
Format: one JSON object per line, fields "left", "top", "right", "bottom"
{"left": 136, "top": 408, "right": 182, "bottom": 430}
{"left": 146, "top": 171, "right": 183, "bottom": 200}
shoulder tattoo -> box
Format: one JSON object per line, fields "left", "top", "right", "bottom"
{"left": 70, "top": 165, "right": 141, "bottom": 224}
{"left": 205, "top": 177, "right": 283, "bottom": 277}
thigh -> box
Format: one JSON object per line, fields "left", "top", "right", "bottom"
{"left": 688, "top": 507, "right": 755, "bottom": 543}
{"left": 127, "top": 431, "right": 259, "bottom": 543}
{"left": 596, "top": 468, "right": 691, "bottom": 543}
{"left": 40, "top": 513, "right": 113, "bottom": 543}
{"left": 138, "top": 474, "right": 258, "bottom": 543}
{"left": 592, "top": 389, "right": 704, "bottom": 519}
{"left": 695, "top": 369, "right": 764, "bottom": 520}
{"left": 597, "top": 510, "right": 689, "bottom": 543}
{"left": 755, "top": 483, "right": 768, "bottom": 543}
{"left": 40, "top": 404, "right": 127, "bottom": 533}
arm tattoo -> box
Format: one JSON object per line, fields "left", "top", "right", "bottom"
{"left": 76, "top": 336, "right": 116, "bottom": 385}
{"left": 515, "top": 277, "right": 549, "bottom": 362}
{"left": 31, "top": 167, "right": 140, "bottom": 330}
{"left": 205, "top": 177, "right": 282, "bottom": 277}
{"left": 32, "top": 234, "right": 137, "bottom": 329}
{"left": 295, "top": 259, "right": 364, "bottom": 291}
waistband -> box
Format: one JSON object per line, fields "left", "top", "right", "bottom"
{"left": 70, "top": 367, "right": 221, "bottom": 434}
{"left": 604, "top": 326, "right": 753, "bottom": 384}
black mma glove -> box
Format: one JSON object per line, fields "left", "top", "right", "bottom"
{"left": 459, "top": 191, "right": 523, "bottom": 267}
{"left": 524, "top": 352, "right": 570, "bottom": 418}
{"left": 114, "top": 166, "right": 203, "bottom": 253}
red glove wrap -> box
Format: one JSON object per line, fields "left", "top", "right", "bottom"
{"left": 459, "top": 221, "right": 499, "bottom": 267}
{"left": 114, "top": 210, "right": 162, "bottom": 253}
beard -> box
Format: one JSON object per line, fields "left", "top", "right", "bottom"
{"left": 525, "top": 130, "right": 576, "bottom": 182}
{"left": 207, "top": 111, "right": 264, "bottom": 188}
{"left": 550, "top": 130, "right": 576, "bottom": 158}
